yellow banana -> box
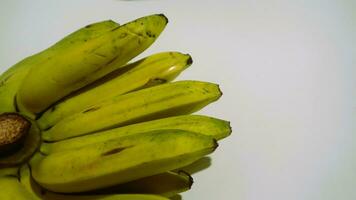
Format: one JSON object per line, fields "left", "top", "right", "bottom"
{"left": 0, "top": 14, "right": 231, "bottom": 200}
{"left": 31, "top": 130, "right": 217, "bottom": 193}
{"left": 19, "top": 164, "right": 42, "bottom": 200}
{"left": 17, "top": 14, "right": 167, "bottom": 116}
{"left": 42, "top": 81, "right": 221, "bottom": 141}
{"left": 19, "top": 164, "right": 170, "bottom": 200}
{"left": 0, "top": 166, "right": 19, "bottom": 177}
{"left": 41, "top": 115, "right": 230, "bottom": 154}
{"left": 42, "top": 194, "right": 169, "bottom": 200}
{"left": 87, "top": 171, "right": 192, "bottom": 197}
{"left": 38, "top": 51, "right": 192, "bottom": 130}
{"left": 0, "top": 55, "right": 40, "bottom": 114}
{"left": 0, "top": 176, "right": 38, "bottom": 200}
{"left": 0, "top": 20, "right": 119, "bottom": 115}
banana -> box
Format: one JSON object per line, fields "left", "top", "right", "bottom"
{"left": 0, "top": 55, "right": 41, "bottom": 114}
{"left": 38, "top": 52, "right": 192, "bottom": 130}
{"left": 19, "top": 164, "right": 170, "bottom": 200}
{"left": 87, "top": 171, "right": 193, "bottom": 197}
{"left": 2, "top": 174, "right": 164, "bottom": 200}
{"left": 0, "top": 20, "right": 119, "bottom": 116}
{"left": 42, "top": 194, "right": 169, "bottom": 200}
{"left": 31, "top": 130, "right": 217, "bottom": 193}
{"left": 0, "top": 166, "right": 19, "bottom": 177}
{"left": 42, "top": 81, "right": 221, "bottom": 141}
{"left": 17, "top": 14, "right": 168, "bottom": 116}
{"left": 0, "top": 176, "right": 38, "bottom": 200}
{"left": 170, "top": 194, "right": 182, "bottom": 200}
{"left": 41, "top": 115, "right": 230, "bottom": 154}
{"left": 19, "top": 164, "right": 42, "bottom": 200}
{"left": 0, "top": 14, "right": 231, "bottom": 200}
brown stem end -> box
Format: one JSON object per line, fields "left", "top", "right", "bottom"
{"left": 0, "top": 113, "right": 31, "bottom": 156}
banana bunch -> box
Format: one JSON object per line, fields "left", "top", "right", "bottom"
{"left": 0, "top": 14, "right": 231, "bottom": 200}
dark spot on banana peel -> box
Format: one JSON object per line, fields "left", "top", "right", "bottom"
{"left": 50, "top": 105, "right": 57, "bottom": 112}
{"left": 111, "top": 26, "right": 120, "bottom": 32}
{"left": 202, "top": 88, "right": 211, "bottom": 94}
{"left": 82, "top": 106, "right": 101, "bottom": 113}
{"left": 153, "top": 78, "right": 167, "bottom": 84}
{"left": 92, "top": 65, "right": 104, "bottom": 74}
{"left": 93, "top": 53, "right": 107, "bottom": 58}
{"left": 119, "top": 33, "right": 127, "bottom": 38}
{"left": 14, "top": 95, "right": 19, "bottom": 112}
{"left": 105, "top": 55, "right": 119, "bottom": 65}
{"left": 68, "top": 75, "right": 88, "bottom": 86}
{"left": 101, "top": 146, "right": 134, "bottom": 157}
{"left": 146, "top": 31, "right": 155, "bottom": 38}
{"left": 0, "top": 74, "right": 13, "bottom": 87}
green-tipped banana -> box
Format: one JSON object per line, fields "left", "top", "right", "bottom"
{"left": 41, "top": 115, "right": 230, "bottom": 154}
{"left": 90, "top": 171, "right": 193, "bottom": 197}
{"left": 0, "top": 20, "right": 119, "bottom": 115}
{"left": 42, "top": 81, "right": 221, "bottom": 141}
{"left": 31, "top": 130, "right": 217, "bottom": 193}
{"left": 38, "top": 52, "right": 192, "bottom": 129}
{"left": 17, "top": 14, "right": 167, "bottom": 116}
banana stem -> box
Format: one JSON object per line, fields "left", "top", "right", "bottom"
{"left": 0, "top": 113, "right": 30, "bottom": 156}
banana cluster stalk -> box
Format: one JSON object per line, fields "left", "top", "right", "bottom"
{"left": 0, "top": 14, "right": 232, "bottom": 200}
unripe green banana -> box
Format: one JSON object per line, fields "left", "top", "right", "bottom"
{"left": 41, "top": 115, "right": 230, "bottom": 154}
{"left": 38, "top": 51, "right": 192, "bottom": 129}
{"left": 17, "top": 14, "right": 167, "bottom": 116}
{"left": 42, "top": 81, "right": 221, "bottom": 141}
{"left": 0, "top": 20, "right": 119, "bottom": 116}
{"left": 31, "top": 130, "right": 217, "bottom": 193}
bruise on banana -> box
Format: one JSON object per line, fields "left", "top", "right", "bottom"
{"left": 101, "top": 145, "right": 134, "bottom": 157}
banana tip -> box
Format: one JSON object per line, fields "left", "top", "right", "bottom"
{"left": 216, "top": 84, "right": 223, "bottom": 97}
{"left": 186, "top": 54, "right": 193, "bottom": 66}
{"left": 158, "top": 13, "right": 168, "bottom": 24}
{"left": 212, "top": 139, "right": 219, "bottom": 151}
{"left": 178, "top": 170, "right": 194, "bottom": 189}
{"left": 227, "top": 121, "right": 232, "bottom": 136}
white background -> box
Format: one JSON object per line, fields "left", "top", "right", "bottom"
{"left": 0, "top": 0, "right": 355, "bottom": 200}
